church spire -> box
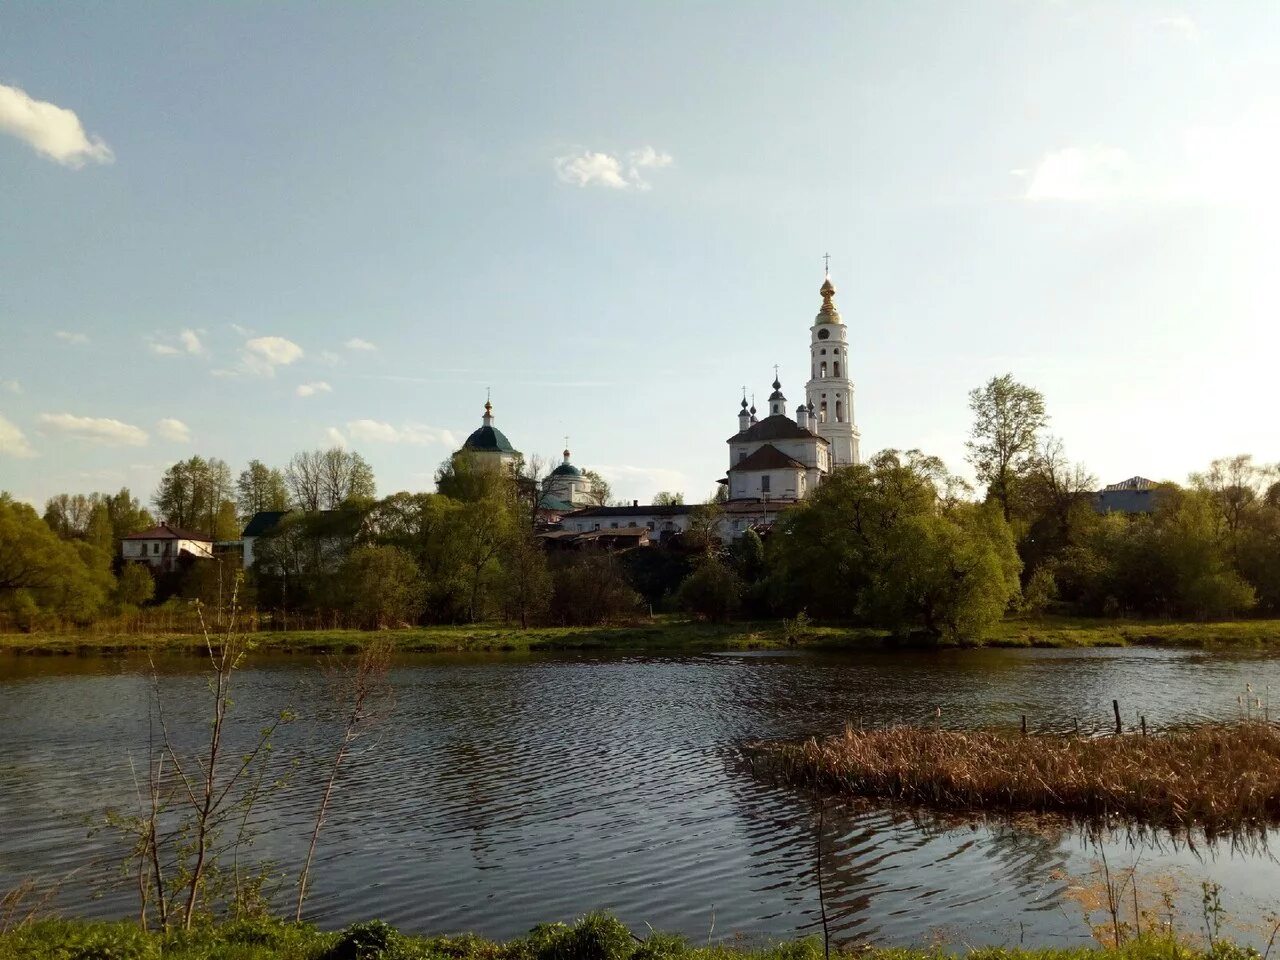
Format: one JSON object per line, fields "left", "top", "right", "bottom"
{"left": 816, "top": 271, "right": 841, "bottom": 325}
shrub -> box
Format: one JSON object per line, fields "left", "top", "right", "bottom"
{"left": 326, "top": 920, "right": 402, "bottom": 960}
{"left": 521, "top": 914, "right": 635, "bottom": 960}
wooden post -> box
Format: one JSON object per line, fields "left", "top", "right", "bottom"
{"left": 1021, "top": 714, "right": 1027, "bottom": 736}
{"left": 1113, "top": 699, "right": 1122, "bottom": 735}
{"left": 1141, "top": 715, "right": 1147, "bottom": 737}
{"left": 1073, "top": 717, "right": 1080, "bottom": 735}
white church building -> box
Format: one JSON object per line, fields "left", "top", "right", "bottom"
{"left": 558, "top": 270, "right": 862, "bottom": 538}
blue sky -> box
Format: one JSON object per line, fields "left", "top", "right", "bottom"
{"left": 2, "top": 1, "right": 1277, "bottom": 509}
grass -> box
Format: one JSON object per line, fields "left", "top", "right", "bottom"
{"left": 1, "top": 615, "right": 1278, "bottom": 658}
{"left": 0, "top": 914, "right": 1264, "bottom": 960}
{"left": 751, "top": 721, "right": 1280, "bottom": 832}
{"left": 0, "top": 617, "right": 888, "bottom": 657}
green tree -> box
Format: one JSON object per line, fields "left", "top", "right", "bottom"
{"left": 676, "top": 557, "right": 743, "bottom": 622}
{"left": 0, "top": 497, "right": 113, "bottom": 627}
{"left": 966, "top": 374, "right": 1049, "bottom": 522}
{"left": 434, "top": 452, "right": 510, "bottom": 504}
{"left": 500, "top": 529, "right": 552, "bottom": 628}
{"left": 581, "top": 470, "right": 612, "bottom": 507}
{"left": 153, "top": 456, "right": 236, "bottom": 536}
{"left": 653, "top": 491, "right": 685, "bottom": 506}
{"left": 549, "top": 554, "right": 641, "bottom": 626}
{"left": 769, "top": 450, "right": 1021, "bottom": 640}
{"left": 115, "top": 563, "right": 156, "bottom": 608}
{"left": 339, "top": 545, "right": 424, "bottom": 628}
{"left": 236, "top": 459, "right": 290, "bottom": 518}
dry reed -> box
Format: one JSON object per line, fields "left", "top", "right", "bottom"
{"left": 753, "top": 721, "right": 1280, "bottom": 832}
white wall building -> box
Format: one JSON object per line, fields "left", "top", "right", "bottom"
{"left": 122, "top": 524, "right": 214, "bottom": 572}
{"left": 541, "top": 447, "right": 595, "bottom": 511}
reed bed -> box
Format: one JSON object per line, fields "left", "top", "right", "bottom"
{"left": 753, "top": 721, "right": 1280, "bottom": 831}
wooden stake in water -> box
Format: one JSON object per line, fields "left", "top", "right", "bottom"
{"left": 1113, "top": 699, "right": 1122, "bottom": 735}
{"left": 1141, "top": 715, "right": 1147, "bottom": 737}
{"left": 1021, "top": 714, "right": 1027, "bottom": 736}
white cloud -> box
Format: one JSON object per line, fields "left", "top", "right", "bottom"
{"left": 1, "top": 379, "right": 21, "bottom": 395}
{"left": 1021, "top": 111, "right": 1280, "bottom": 211}
{"left": 216, "top": 335, "right": 304, "bottom": 377}
{"left": 155, "top": 418, "right": 190, "bottom": 442}
{"left": 55, "top": 330, "right": 89, "bottom": 346}
{"left": 554, "top": 145, "right": 673, "bottom": 191}
{"left": 296, "top": 381, "right": 332, "bottom": 398}
{"left": 39, "top": 412, "right": 148, "bottom": 447}
{"left": 324, "top": 427, "right": 347, "bottom": 448}
{"left": 342, "top": 419, "right": 456, "bottom": 447}
{"left": 1156, "top": 15, "right": 1198, "bottom": 40}
{"left": 149, "top": 329, "right": 203, "bottom": 357}
{"left": 0, "top": 414, "right": 36, "bottom": 458}
{"left": 0, "top": 82, "right": 114, "bottom": 168}
{"left": 1021, "top": 145, "right": 1144, "bottom": 202}
{"left": 345, "top": 337, "right": 377, "bottom": 351}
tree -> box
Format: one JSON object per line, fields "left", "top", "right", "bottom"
{"left": 500, "top": 529, "right": 552, "bottom": 628}
{"left": 549, "top": 554, "right": 641, "bottom": 625}
{"left": 966, "top": 374, "right": 1048, "bottom": 522}
{"left": 237, "top": 460, "right": 290, "bottom": 518}
{"left": 768, "top": 450, "right": 1021, "bottom": 640}
{"left": 653, "top": 491, "right": 685, "bottom": 506}
{"left": 434, "top": 451, "right": 510, "bottom": 504}
{"left": 676, "top": 558, "right": 743, "bottom": 622}
{"left": 286, "top": 448, "right": 376, "bottom": 511}
{"left": 581, "top": 470, "right": 612, "bottom": 508}
{"left": 0, "top": 497, "right": 114, "bottom": 627}
{"left": 43, "top": 494, "right": 93, "bottom": 539}
{"left": 339, "top": 545, "right": 423, "bottom": 629}
{"left": 152, "top": 456, "right": 235, "bottom": 536}
{"left": 116, "top": 563, "right": 156, "bottom": 608}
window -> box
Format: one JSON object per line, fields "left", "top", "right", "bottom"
{"left": 761, "top": 475, "right": 771, "bottom": 493}
{"left": 820, "top": 362, "right": 827, "bottom": 378}
{"left": 836, "top": 400, "right": 844, "bottom": 422}
{"left": 152, "top": 542, "right": 160, "bottom": 555}
{"left": 647, "top": 521, "right": 655, "bottom": 530}
{"left": 817, "top": 328, "right": 830, "bottom": 340}
{"left": 738, "top": 450, "right": 746, "bottom": 462}
{"left": 833, "top": 361, "right": 840, "bottom": 377}
{"left": 610, "top": 522, "right": 618, "bottom": 529}
{"left": 820, "top": 348, "right": 826, "bottom": 355}
{"left": 593, "top": 523, "right": 600, "bottom": 531}
{"left": 819, "top": 400, "right": 828, "bottom": 423}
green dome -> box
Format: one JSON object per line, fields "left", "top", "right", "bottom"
{"left": 550, "top": 461, "right": 582, "bottom": 478}
{"left": 463, "top": 425, "right": 516, "bottom": 454}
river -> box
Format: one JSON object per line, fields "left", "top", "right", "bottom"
{"left": 1, "top": 646, "right": 1278, "bottom": 948}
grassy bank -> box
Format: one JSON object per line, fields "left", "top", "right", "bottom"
{"left": 0, "top": 915, "right": 1261, "bottom": 960}
{"left": 1, "top": 616, "right": 1278, "bottom": 658}
{"left": 751, "top": 721, "right": 1280, "bottom": 832}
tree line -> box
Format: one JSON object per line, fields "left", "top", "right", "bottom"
{"left": 2, "top": 376, "right": 1278, "bottom": 638}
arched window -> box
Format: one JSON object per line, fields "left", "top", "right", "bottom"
{"left": 820, "top": 362, "right": 827, "bottom": 378}
{"left": 836, "top": 400, "right": 844, "bottom": 422}
{"left": 819, "top": 400, "right": 828, "bottom": 423}
{"left": 833, "top": 361, "right": 840, "bottom": 377}
{"left": 820, "top": 348, "right": 826, "bottom": 355}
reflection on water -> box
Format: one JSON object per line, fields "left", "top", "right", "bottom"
{"left": 1, "top": 647, "right": 1278, "bottom": 947}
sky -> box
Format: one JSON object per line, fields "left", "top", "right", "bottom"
{"left": 2, "top": 0, "right": 1278, "bottom": 510}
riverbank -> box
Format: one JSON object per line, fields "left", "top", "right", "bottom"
{"left": 0, "top": 915, "right": 1259, "bottom": 960}
{"left": 1, "top": 615, "right": 1278, "bottom": 657}
{"left": 751, "top": 721, "right": 1280, "bottom": 832}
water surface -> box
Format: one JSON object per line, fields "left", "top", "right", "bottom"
{"left": 1, "top": 647, "right": 1277, "bottom": 947}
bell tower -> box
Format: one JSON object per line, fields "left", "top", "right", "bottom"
{"left": 804, "top": 265, "right": 860, "bottom": 466}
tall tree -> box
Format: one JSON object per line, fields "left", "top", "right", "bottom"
{"left": 653, "top": 491, "right": 685, "bottom": 506}
{"left": 43, "top": 494, "right": 94, "bottom": 539}
{"left": 581, "top": 469, "right": 612, "bottom": 507}
{"left": 966, "top": 374, "right": 1048, "bottom": 522}
{"left": 152, "top": 456, "right": 235, "bottom": 536}
{"left": 286, "top": 447, "right": 375, "bottom": 511}
{"left": 236, "top": 460, "right": 290, "bottom": 518}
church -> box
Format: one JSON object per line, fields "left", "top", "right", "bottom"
{"left": 453, "top": 269, "right": 861, "bottom": 539}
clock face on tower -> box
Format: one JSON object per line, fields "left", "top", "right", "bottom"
{"left": 817, "top": 328, "right": 830, "bottom": 340}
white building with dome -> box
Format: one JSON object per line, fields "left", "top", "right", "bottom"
{"left": 452, "top": 268, "right": 862, "bottom": 540}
